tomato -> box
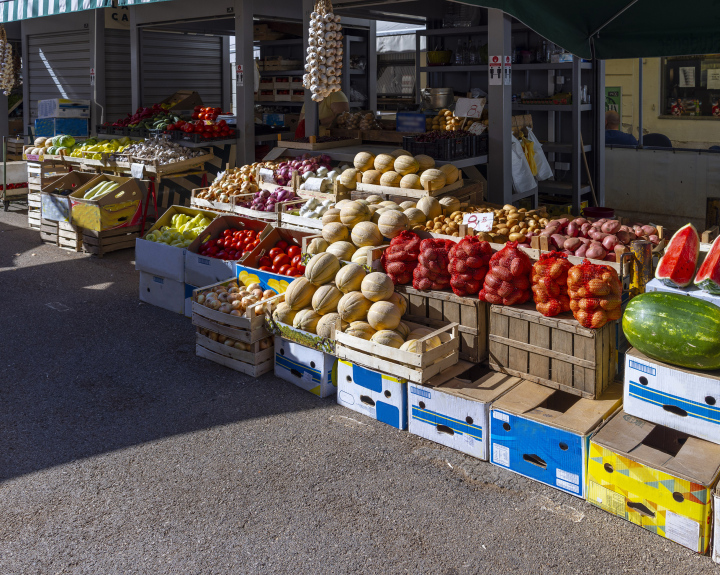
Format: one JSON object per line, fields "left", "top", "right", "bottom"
{"left": 285, "top": 266, "right": 297, "bottom": 276}
{"left": 257, "top": 255, "right": 272, "bottom": 268}
{"left": 259, "top": 266, "right": 273, "bottom": 272}
{"left": 268, "top": 247, "right": 284, "bottom": 259}
{"left": 271, "top": 264, "right": 280, "bottom": 273}
{"left": 223, "top": 229, "right": 233, "bottom": 237}
{"left": 232, "top": 241, "right": 242, "bottom": 250}
{"left": 275, "top": 240, "right": 289, "bottom": 251}
{"left": 194, "top": 105, "right": 202, "bottom": 113}
{"left": 217, "top": 251, "right": 227, "bottom": 259}
{"left": 287, "top": 245, "right": 301, "bottom": 258}
{"left": 246, "top": 230, "right": 257, "bottom": 238}
{"left": 273, "top": 254, "right": 290, "bottom": 268}
{"left": 278, "top": 265, "right": 291, "bottom": 275}
{"left": 291, "top": 255, "right": 302, "bottom": 267}
{"left": 296, "top": 264, "right": 306, "bottom": 275}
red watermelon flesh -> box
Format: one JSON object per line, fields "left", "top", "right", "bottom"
{"left": 655, "top": 223, "right": 699, "bottom": 288}
{"left": 695, "top": 234, "right": 720, "bottom": 294}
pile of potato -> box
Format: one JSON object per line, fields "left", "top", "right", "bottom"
{"left": 335, "top": 111, "right": 380, "bottom": 130}
{"left": 411, "top": 211, "right": 465, "bottom": 237}
{"left": 425, "top": 109, "right": 482, "bottom": 132}
{"left": 469, "top": 205, "right": 548, "bottom": 244}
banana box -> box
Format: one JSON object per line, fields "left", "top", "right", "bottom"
{"left": 337, "top": 360, "right": 407, "bottom": 430}
{"left": 490, "top": 381, "right": 622, "bottom": 498}
{"left": 274, "top": 336, "right": 337, "bottom": 398}
{"left": 40, "top": 171, "right": 99, "bottom": 223}
{"left": 408, "top": 362, "right": 521, "bottom": 460}
{"left": 70, "top": 174, "right": 144, "bottom": 231}
{"left": 588, "top": 409, "right": 720, "bottom": 553}
{"left": 139, "top": 272, "right": 185, "bottom": 314}
{"left": 624, "top": 348, "right": 720, "bottom": 445}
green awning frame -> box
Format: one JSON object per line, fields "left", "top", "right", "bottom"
{"left": 0, "top": 0, "right": 113, "bottom": 24}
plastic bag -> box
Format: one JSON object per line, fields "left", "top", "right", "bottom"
{"left": 511, "top": 134, "right": 536, "bottom": 194}
{"left": 479, "top": 241, "right": 532, "bottom": 305}
{"left": 382, "top": 230, "right": 421, "bottom": 285}
{"left": 521, "top": 135, "right": 537, "bottom": 176}
{"left": 532, "top": 252, "right": 572, "bottom": 317}
{"left": 449, "top": 236, "right": 492, "bottom": 296}
{"left": 567, "top": 259, "right": 622, "bottom": 328}
{"left": 413, "top": 238, "right": 454, "bottom": 291}
{"left": 526, "top": 128, "right": 554, "bottom": 181}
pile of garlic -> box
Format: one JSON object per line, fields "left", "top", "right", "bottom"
{"left": 0, "top": 26, "right": 15, "bottom": 96}
{"left": 299, "top": 197, "right": 334, "bottom": 219}
{"left": 303, "top": 3, "right": 344, "bottom": 103}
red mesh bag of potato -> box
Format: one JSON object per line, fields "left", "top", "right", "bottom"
{"left": 449, "top": 236, "right": 493, "bottom": 296}
{"left": 413, "top": 238, "right": 454, "bottom": 290}
{"left": 382, "top": 231, "right": 421, "bottom": 284}
{"left": 479, "top": 241, "right": 532, "bottom": 305}
{"left": 567, "top": 259, "right": 622, "bottom": 328}
{"left": 532, "top": 252, "right": 573, "bottom": 317}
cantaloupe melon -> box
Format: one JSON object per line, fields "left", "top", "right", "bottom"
{"left": 365, "top": 194, "right": 383, "bottom": 204}
{"left": 407, "top": 327, "right": 442, "bottom": 349}
{"left": 389, "top": 292, "right": 408, "bottom": 315}
{"left": 371, "top": 330, "right": 405, "bottom": 348}
{"left": 272, "top": 302, "right": 298, "bottom": 325}
{"left": 379, "top": 171, "right": 402, "bottom": 187}
{"left": 367, "top": 301, "right": 402, "bottom": 331}
{"left": 322, "top": 221, "right": 349, "bottom": 243}
{"left": 416, "top": 196, "right": 442, "bottom": 219}
{"left": 321, "top": 209, "right": 341, "bottom": 225}
{"left": 285, "top": 277, "right": 317, "bottom": 310}
{"left": 361, "top": 272, "right": 395, "bottom": 302}
{"left": 353, "top": 152, "right": 375, "bottom": 172}
{"left": 439, "top": 196, "right": 460, "bottom": 216}
{"left": 337, "top": 291, "right": 373, "bottom": 322}
{"left": 351, "top": 221, "right": 383, "bottom": 247}
{"left": 415, "top": 154, "right": 435, "bottom": 171}
{"left": 400, "top": 174, "right": 422, "bottom": 190}
{"left": 340, "top": 201, "right": 371, "bottom": 226}
{"left": 390, "top": 148, "right": 412, "bottom": 158}
{"left": 326, "top": 241, "right": 357, "bottom": 261}
{"left": 394, "top": 320, "right": 410, "bottom": 339}
{"left": 344, "top": 321, "right": 376, "bottom": 340}
{"left": 420, "top": 169, "right": 447, "bottom": 191}
{"left": 305, "top": 252, "right": 341, "bottom": 286}
{"left": 339, "top": 168, "right": 359, "bottom": 190}
{"left": 316, "top": 313, "right": 347, "bottom": 339}
{"left": 306, "top": 237, "right": 329, "bottom": 255}
{"left": 374, "top": 153, "right": 395, "bottom": 173}
{"left": 404, "top": 208, "right": 426, "bottom": 227}
{"left": 312, "top": 284, "right": 343, "bottom": 315}
{"left": 399, "top": 201, "right": 416, "bottom": 210}
{"left": 377, "top": 210, "right": 408, "bottom": 239}
{"left": 335, "top": 263, "right": 366, "bottom": 293}
{"left": 439, "top": 163, "right": 460, "bottom": 185}
{"left": 293, "top": 308, "right": 322, "bottom": 333}
{"left": 394, "top": 155, "right": 420, "bottom": 176}
{"left": 362, "top": 170, "right": 383, "bottom": 185}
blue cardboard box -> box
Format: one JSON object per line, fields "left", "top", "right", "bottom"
{"left": 337, "top": 360, "right": 407, "bottom": 430}
{"left": 490, "top": 380, "right": 622, "bottom": 498}
{"left": 34, "top": 118, "right": 89, "bottom": 138}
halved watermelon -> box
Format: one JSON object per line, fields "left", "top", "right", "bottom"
{"left": 695, "top": 234, "right": 720, "bottom": 293}
{"left": 655, "top": 223, "right": 699, "bottom": 288}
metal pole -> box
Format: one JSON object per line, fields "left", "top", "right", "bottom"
{"left": 235, "top": 0, "right": 256, "bottom": 165}
{"left": 638, "top": 58, "right": 643, "bottom": 146}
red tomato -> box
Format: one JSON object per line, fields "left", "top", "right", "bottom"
{"left": 217, "top": 251, "right": 227, "bottom": 259}
{"left": 285, "top": 266, "right": 297, "bottom": 276}
{"left": 291, "top": 255, "right": 302, "bottom": 267}
{"left": 287, "top": 245, "right": 301, "bottom": 258}
{"left": 275, "top": 240, "right": 289, "bottom": 251}
{"left": 273, "top": 254, "right": 290, "bottom": 268}
{"left": 278, "top": 265, "right": 291, "bottom": 275}
{"left": 259, "top": 266, "right": 273, "bottom": 272}
{"left": 268, "top": 247, "right": 284, "bottom": 259}
{"left": 258, "top": 255, "right": 272, "bottom": 268}
{"left": 296, "top": 264, "right": 306, "bottom": 275}
{"left": 246, "top": 230, "right": 257, "bottom": 238}
{"left": 271, "top": 264, "right": 280, "bottom": 273}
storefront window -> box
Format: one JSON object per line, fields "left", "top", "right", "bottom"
{"left": 661, "top": 54, "right": 720, "bottom": 117}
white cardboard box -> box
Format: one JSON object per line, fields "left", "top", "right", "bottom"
{"left": 274, "top": 336, "right": 337, "bottom": 398}
{"left": 38, "top": 98, "right": 90, "bottom": 119}
{"left": 184, "top": 252, "right": 237, "bottom": 289}
{"left": 624, "top": 348, "right": 720, "bottom": 445}
{"left": 645, "top": 278, "right": 720, "bottom": 308}
{"left": 337, "top": 359, "right": 407, "bottom": 430}
{"left": 184, "top": 283, "right": 198, "bottom": 318}
{"left": 139, "top": 272, "right": 185, "bottom": 314}
{"left": 408, "top": 363, "right": 521, "bottom": 460}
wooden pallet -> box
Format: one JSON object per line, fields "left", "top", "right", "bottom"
{"left": 82, "top": 225, "right": 141, "bottom": 256}
{"left": 488, "top": 303, "right": 617, "bottom": 399}
{"left": 39, "top": 219, "right": 83, "bottom": 251}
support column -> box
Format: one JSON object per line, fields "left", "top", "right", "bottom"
{"left": 303, "top": 0, "right": 317, "bottom": 137}
{"left": 638, "top": 58, "right": 643, "bottom": 147}
{"left": 594, "top": 59, "right": 605, "bottom": 205}
{"left": 130, "top": 7, "right": 141, "bottom": 111}
{"left": 91, "top": 10, "right": 106, "bottom": 133}
{"left": 21, "top": 20, "right": 29, "bottom": 136}
{"left": 221, "top": 36, "right": 232, "bottom": 114}
{"left": 367, "top": 20, "right": 377, "bottom": 112}
{"left": 487, "top": 9, "right": 513, "bottom": 205}
{"left": 235, "top": 0, "right": 256, "bottom": 165}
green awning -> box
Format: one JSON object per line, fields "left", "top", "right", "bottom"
{"left": 462, "top": 1, "right": 720, "bottom": 59}
{"left": 0, "top": 0, "right": 112, "bottom": 23}
{"left": 118, "top": 0, "right": 173, "bottom": 5}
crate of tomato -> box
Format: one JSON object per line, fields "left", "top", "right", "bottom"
{"left": 166, "top": 118, "right": 237, "bottom": 142}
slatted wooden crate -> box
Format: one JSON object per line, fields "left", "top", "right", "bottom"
{"left": 27, "top": 192, "right": 42, "bottom": 230}
{"left": 397, "top": 285, "right": 488, "bottom": 363}
{"left": 27, "top": 162, "right": 68, "bottom": 192}
{"left": 39, "top": 219, "right": 83, "bottom": 251}
{"left": 488, "top": 303, "right": 617, "bottom": 399}
{"left": 82, "top": 225, "right": 141, "bottom": 256}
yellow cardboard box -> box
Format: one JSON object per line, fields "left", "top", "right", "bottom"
{"left": 70, "top": 174, "right": 145, "bottom": 231}
{"left": 588, "top": 409, "right": 720, "bottom": 553}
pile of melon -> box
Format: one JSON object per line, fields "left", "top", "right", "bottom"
{"left": 338, "top": 150, "right": 459, "bottom": 193}
{"left": 273, "top": 252, "right": 442, "bottom": 352}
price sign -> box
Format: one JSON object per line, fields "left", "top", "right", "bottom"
{"left": 258, "top": 168, "right": 275, "bottom": 183}
{"left": 468, "top": 122, "right": 486, "bottom": 135}
{"left": 463, "top": 212, "right": 494, "bottom": 232}
{"left": 454, "top": 97, "right": 486, "bottom": 119}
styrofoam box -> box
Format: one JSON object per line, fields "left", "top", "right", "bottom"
{"left": 139, "top": 272, "right": 185, "bottom": 314}
{"left": 337, "top": 360, "right": 407, "bottom": 430}
{"left": 645, "top": 278, "right": 720, "bottom": 307}
{"left": 624, "top": 348, "right": 720, "bottom": 445}
{"left": 274, "top": 336, "right": 337, "bottom": 398}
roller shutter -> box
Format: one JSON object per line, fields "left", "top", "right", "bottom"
{"left": 105, "top": 29, "right": 132, "bottom": 123}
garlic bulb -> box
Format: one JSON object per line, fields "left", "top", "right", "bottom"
{"left": 303, "top": 1, "right": 342, "bottom": 102}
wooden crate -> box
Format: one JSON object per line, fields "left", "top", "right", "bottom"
{"left": 277, "top": 138, "right": 362, "bottom": 151}
{"left": 27, "top": 192, "right": 42, "bottom": 230}
{"left": 397, "top": 285, "right": 488, "bottom": 363}
{"left": 488, "top": 303, "right": 617, "bottom": 399}
{"left": 27, "top": 162, "right": 68, "bottom": 192}
{"left": 195, "top": 332, "right": 274, "bottom": 377}
{"left": 40, "top": 219, "right": 83, "bottom": 251}
{"left": 82, "top": 225, "right": 141, "bottom": 256}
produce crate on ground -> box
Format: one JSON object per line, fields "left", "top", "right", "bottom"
{"left": 82, "top": 226, "right": 141, "bottom": 256}
{"left": 192, "top": 280, "right": 274, "bottom": 377}
{"left": 488, "top": 303, "right": 617, "bottom": 399}
{"left": 335, "top": 318, "right": 459, "bottom": 384}
{"left": 139, "top": 272, "right": 187, "bottom": 314}
{"left": 69, "top": 175, "right": 145, "bottom": 232}
{"left": 408, "top": 362, "right": 521, "bottom": 460}
{"left": 27, "top": 161, "right": 68, "bottom": 192}
{"left": 6, "top": 137, "right": 24, "bottom": 161}
{"left": 490, "top": 380, "right": 622, "bottom": 498}
{"left": 40, "top": 171, "right": 99, "bottom": 223}
{"left": 27, "top": 192, "right": 41, "bottom": 230}
{"left": 396, "top": 285, "right": 488, "bottom": 363}
{"left": 274, "top": 336, "right": 337, "bottom": 397}
{"left": 588, "top": 409, "right": 720, "bottom": 554}
{"left": 337, "top": 359, "right": 408, "bottom": 430}
{"left": 40, "top": 218, "right": 83, "bottom": 252}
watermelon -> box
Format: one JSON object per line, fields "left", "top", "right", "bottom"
{"left": 695, "top": 234, "right": 720, "bottom": 293}
{"left": 622, "top": 291, "right": 720, "bottom": 370}
{"left": 655, "top": 223, "right": 699, "bottom": 288}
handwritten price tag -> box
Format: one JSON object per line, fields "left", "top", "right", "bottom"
{"left": 258, "top": 168, "right": 275, "bottom": 183}
{"left": 455, "top": 97, "right": 486, "bottom": 119}
{"left": 463, "top": 212, "right": 494, "bottom": 232}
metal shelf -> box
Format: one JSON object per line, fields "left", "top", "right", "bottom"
{"left": 542, "top": 142, "right": 593, "bottom": 153}
{"left": 513, "top": 62, "right": 592, "bottom": 70}
{"left": 420, "top": 65, "right": 488, "bottom": 73}
{"left": 260, "top": 70, "right": 304, "bottom": 76}
{"left": 254, "top": 101, "right": 304, "bottom": 107}
{"left": 347, "top": 35, "right": 364, "bottom": 43}
{"left": 420, "top": 23, "right": 528, "bottom": 36}
{"left": 349, "top": 69, "right": 366, "bottom": 75}
{"left": 538, "top": 180, "right": 592, "bottom": 196}
{"left": 512, "top": 103, "right": 592, "bottom": 112}
{"left": 254, "top": 39, "right": 303, "bottom": 46}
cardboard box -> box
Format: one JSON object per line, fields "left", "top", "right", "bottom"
{"left": 337, "top": 359, "right": 408, "bottom": 430}
{"left": 274, "top": 336, "right": 337, "bottom": 398}
{"left": 645, "top": 278, "right": 720, "bottom": 308}
{"left": 34, "top": 118, "right": 89, "bottom": 138}
{"left": 588, "top": 409, "right": 720, "bottom": 553}
{"left": 37, "top": 98, "right": 90, "bottom": 119}
{"left": 69, "top": 174, "right": 144, "bottom": 231}
{"left": 713, "top": 486, "right": 720, "bottom": 563}
{"left": 184, "top": 215, "right": 271, "bottom": 288}
{"left": 135, "top": 205, "right": 217, "bottom": 282}
{"left": 236, "top": 227, "right": 313, "bottom": 293}
{"left": 40, "top": 172, "right": 99, "bottom": 223}
{"left": 490, "top": 381, "right": 622, "bottom": 498}
{"left": 161, "top": 90, "right": 203, "bottom": 111}
{"left": 139, "top": 272, "right": 185, "bottom": 314}
{"left": 408, "top": 363, "right": 521, "bottom": 460}
{"left": 184, "top": 283, "right": 197, "bottom": 318}
{"left": 262, "top": 113, "right": 285, "bottom": 127}
{"left": 624, "top": 348, "right": 720, "bottom": 446}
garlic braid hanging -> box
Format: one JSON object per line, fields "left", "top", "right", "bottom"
{"left": 0, "top": 26, "right": 16, "bottom": 96}
{"left": 302, "top": 0, "right": 344, "bottom": 103}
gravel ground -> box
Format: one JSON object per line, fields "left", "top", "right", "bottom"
{"left": 0, "top": 206, "right": 716, "bottom": 575}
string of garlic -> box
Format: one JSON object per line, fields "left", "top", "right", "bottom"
{"left": 302, "top": 0, "right": 344, "bottom": 103}
{"left": 0, "top": 26, "right": 16, "bottom": 95}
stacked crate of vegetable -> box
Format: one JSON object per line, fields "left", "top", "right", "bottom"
{"left": 479, "top": 242, "right": 532, "bottom": 306}
{"left": 567, "top": 261, "right": 622, "bottom": 329}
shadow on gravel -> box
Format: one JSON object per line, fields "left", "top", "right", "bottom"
{"left": 0, "top": 221, "right": 330, "bottom": 482}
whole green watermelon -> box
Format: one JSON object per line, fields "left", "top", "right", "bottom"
{"left": 623, "top": 291, "right": 720, "bottom": 370}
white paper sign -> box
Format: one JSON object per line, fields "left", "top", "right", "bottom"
{"left": 707, "top": 69, "right": 720, "bottom": 90}
{"left": 131, "top": 163, "right": 145, "bottom": 179}
{"left": 468, "top": 122, "right": 486, "bottom": 135}
{"left": 680, "top": 67, "right": 695, "bottom": 88}
{"left": 463, "top": 212, "right": 494, "bottom": 232}
{"left": 489, "top": 55, "right": 502, "bottom": 85}
{"left": 258, "top": 168, "right": 275, "bottom": 183}
{"left": 504, "top": 55, "right": 512, "bottom": 85}
{"left": 455, "top": 97, "right": 486, "bottom": 119}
